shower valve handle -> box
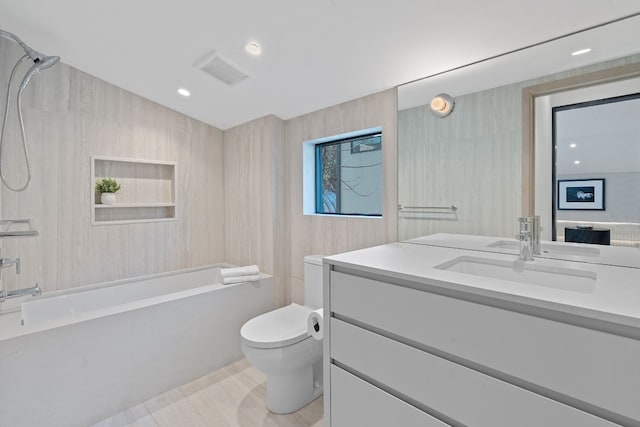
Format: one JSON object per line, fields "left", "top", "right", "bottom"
{"left": 0, "top": 257, "right": 20, "bottom": 274}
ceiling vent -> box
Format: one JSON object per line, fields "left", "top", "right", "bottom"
{"left": 194, "top": 51, "right": 250, "bottom": 86}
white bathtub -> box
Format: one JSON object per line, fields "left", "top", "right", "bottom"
{"left": 0, "top": 264, "right": 274, "bottom": 427}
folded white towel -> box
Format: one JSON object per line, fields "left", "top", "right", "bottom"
{"left": 222, "top": 274, "right": 261, "bottom": 285}
{"left": 220, "top": 265, "right": 260, "bottom": 278}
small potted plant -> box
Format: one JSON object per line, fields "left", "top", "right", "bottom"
{"left": 96, "top": 178, "right": 121, "bottom": 205}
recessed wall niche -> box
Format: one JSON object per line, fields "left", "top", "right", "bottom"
{"left": 91, "top": 156, "right": 177, "bottom": 225}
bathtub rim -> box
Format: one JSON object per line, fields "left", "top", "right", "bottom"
{"left": 0, "top": 262, "right": 236, "bottom": 317}
{"left": 0, "top": 263, "right": 271, "bottom": 341}
{"left": 30, "top": 262, "right": 235, "bottom": 301}
{"left": 0, "top": 262, "right": 233, "bottom": 317}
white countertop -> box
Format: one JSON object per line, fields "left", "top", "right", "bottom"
{"left": 325, "top": 239, "right": 640, "bottom": 331}
{"left": 405, "top": 233, "right": 640, "bottom": 269}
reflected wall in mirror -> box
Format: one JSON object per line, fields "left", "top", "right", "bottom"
{"left": 398, "top": 14, "right": 640, "bottom": 248}
{"left": 538, "top": 79, "right": 640, "bottom": 247}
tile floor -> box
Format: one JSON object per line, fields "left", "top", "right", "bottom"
{"left": 92, "top": 358, "right": 323, "bottom": 427}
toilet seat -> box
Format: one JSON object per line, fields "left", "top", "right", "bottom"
{"left": 241, "top": 303, "right": 314, "bottom": 349}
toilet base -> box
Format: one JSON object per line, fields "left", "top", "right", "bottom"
{"left": 265, "top": 359, "right": 323, "bottom": 414}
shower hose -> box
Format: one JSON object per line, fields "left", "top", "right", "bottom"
{"left": 0, "top": 54, "right": 33, "bottom": 192}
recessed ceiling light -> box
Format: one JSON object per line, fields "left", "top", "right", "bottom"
{"left": 571, "top": 48, "right": 591, "bottom": 56}
{"left": 574, "top": 160, "right": 581, "bottom": 165}
{"left": 177, "top": 88, "right": 191, "bottom": 97}
{"left": 569, "top": 143, "right": 577, "bottom": 148}
{"left": 245, "top": 42, "right": 262, "bottom": 56}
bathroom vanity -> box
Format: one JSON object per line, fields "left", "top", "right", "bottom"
{"left": 322, "top": 236, "right": 640, "bottom": 426}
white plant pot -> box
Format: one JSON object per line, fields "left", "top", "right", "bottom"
{"left": 101, "top": 193, "right": 116, "bottom": 205}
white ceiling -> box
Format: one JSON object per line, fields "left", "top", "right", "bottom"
{"left": 398, "top": 13, "right": 640, "bottom": 111}
{"left": 1, "top": 1, "right": 640, "bottom": 130}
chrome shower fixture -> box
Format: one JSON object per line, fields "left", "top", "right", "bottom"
{"left": 19, "top": 55, "right": 61, "bottom": 91}
{"left": 0, "top": 28, "right": 60, "bottom": 192}
{"left": 0, "top": 29, "right": 41, "bottom": 62}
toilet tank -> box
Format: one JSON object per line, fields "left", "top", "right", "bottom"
{"left": 304, "top": 255, "right": 324, "bottom": 309}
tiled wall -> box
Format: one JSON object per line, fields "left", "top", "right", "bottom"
{"left": 398, "top": 86, "right": 522, "bottom": 240}
{"left": 11, "top": 28, "right": 637, "bottom": 306}
{"left": 0, "top": 39, "right": 225, "bottom": 292}
{"left": 1, "top": 37, "right": 398, "bottom": 305}
{"left": 223, "top": 115, "right": 287, "bottom": 305}
{"left": 222, "top": 90, "right": 398, "bottom": 307}
{"left": 284, "top": 89, "right": 398, "bottom": 305}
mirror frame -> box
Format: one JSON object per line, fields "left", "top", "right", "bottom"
{"left": 521, "top": 61, "right": 640, "bottom": 216}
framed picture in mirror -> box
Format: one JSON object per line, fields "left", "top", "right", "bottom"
{"left": 557, "top": 178, "right": 605, "bottom": 210}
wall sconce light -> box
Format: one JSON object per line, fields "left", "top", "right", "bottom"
{"left": 430, "top": 93, "right": 455, "bottom": 118}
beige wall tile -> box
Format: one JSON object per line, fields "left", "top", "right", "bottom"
{"left": 284, "top": 89, "right": 398, "bottom": 301}
{"left": 1, "top": 37, "right": 398, "bottom": 309}
{"left": 0, "top": 39, "right": 225, "bottom": 292}
{"left": 223, "top": 115, "right": 286, "bottom": 304}
{"left": 221, "top": 90, "right": 397, "bottom": 307}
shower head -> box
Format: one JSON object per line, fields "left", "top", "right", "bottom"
{"left": 36, "top": 55, "right": 60, "bottom": 69}
{"left": 2, "top": 28, "right": 61, "bottom": 91}
{"left": 18, "top": 56, "right": 61, "bottom": 91}
{"left": 1, "top": 29, "right": 61, "bottom": 192}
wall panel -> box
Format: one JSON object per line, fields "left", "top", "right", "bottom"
{"left": 0, "top": 39, "right": 225, "bottom": 292}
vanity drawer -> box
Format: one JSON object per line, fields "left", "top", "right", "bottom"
{"left": 331, "top": 365, "right": 449, "bottom": 427}
{"left": 330, "top": 271, "right": 640, "bottom": 422}
{"left": 331, "top": 318, "right": 618, "bottom": 427}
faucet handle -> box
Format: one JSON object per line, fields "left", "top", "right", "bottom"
{"left": 0, "top": 257, "right": 20, "bottom": 274}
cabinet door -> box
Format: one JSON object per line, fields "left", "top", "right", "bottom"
{"left": 331, "top": 319, "right": 619, "bottom": 427}
{"left": 331, "top": 365, "right": 450, "bottom": 427}
{"left": 330, "top": 270, "right": 640, "bottom": 422}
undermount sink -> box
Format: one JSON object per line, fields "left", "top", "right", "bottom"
{"left": 487, "top": 240, "right": 601, "bottom": 258}
{"left": 435, "top": 256, "right": 597, "bottom": 293}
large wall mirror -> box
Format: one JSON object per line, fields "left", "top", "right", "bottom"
{"left": 397, "top": 14, "right": 640, "bottom": 253}
{"left": 533, "top": 77, "right": 640, "bottom": 247}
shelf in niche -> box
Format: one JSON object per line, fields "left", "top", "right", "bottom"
{"left": 95, "top": 202, "right": 176, "bottom": 209}
{"left": 91, "top": 156, "right": 177, "bottom": 225}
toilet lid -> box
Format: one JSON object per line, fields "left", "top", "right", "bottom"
{"left": 241, "top": 303, "right": 313, "bottom": 349}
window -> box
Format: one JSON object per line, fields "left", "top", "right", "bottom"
{"left": 314, "top": 131, "right": 382, "bottom": 216}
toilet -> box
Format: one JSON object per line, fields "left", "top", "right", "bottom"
{"left": 240, "top": 255, "right": 324, "bottom": 414}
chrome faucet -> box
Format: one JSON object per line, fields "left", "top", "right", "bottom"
{"left": 0, "top": 248, "right": 41, "bottom": 302}
{"left": 518, "top": 216, "right": 535, "bottom": 261}
{"left": 530, "top": 215, "right": 541, "bottom": 255}
{"left": 0, "top": 283, "right": 41, "bottom": 302}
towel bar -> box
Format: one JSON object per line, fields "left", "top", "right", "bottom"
{"left": 398, "top": 204, "right": 458, "bottom": 212}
